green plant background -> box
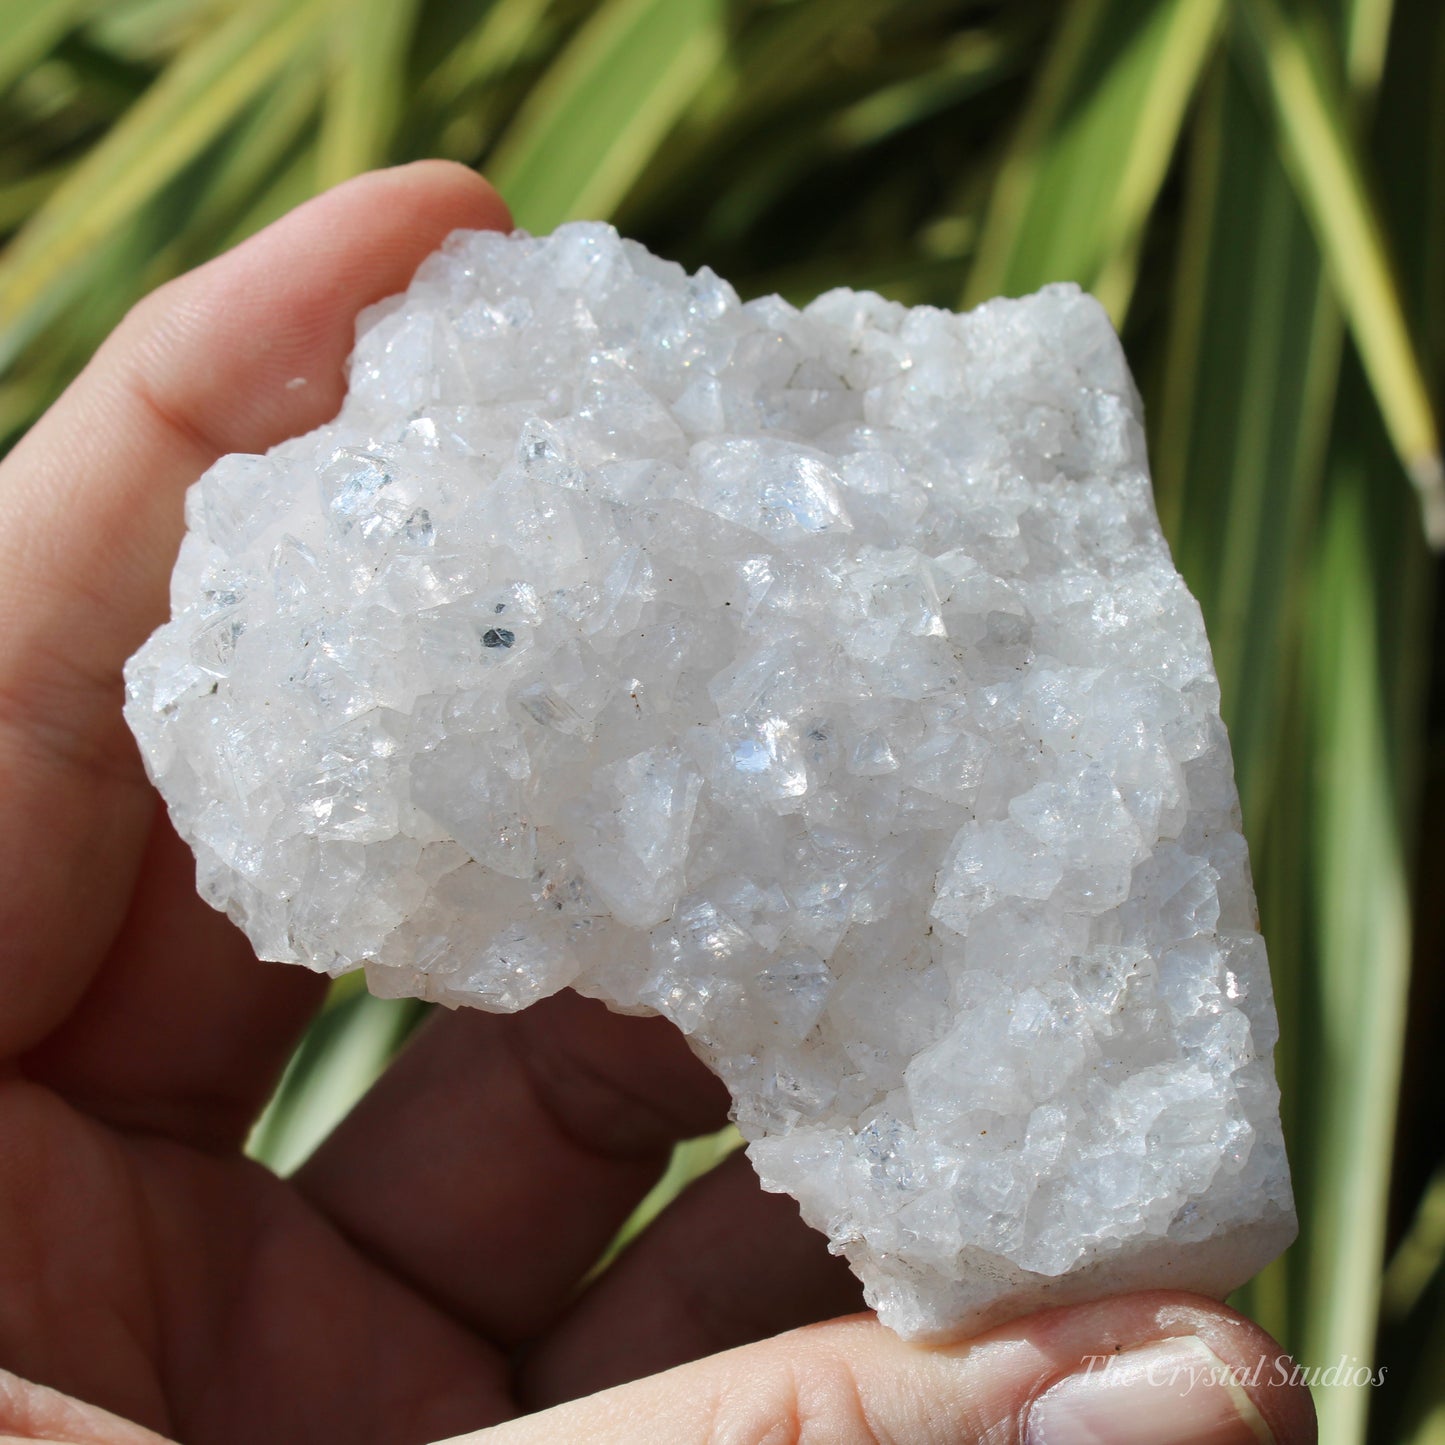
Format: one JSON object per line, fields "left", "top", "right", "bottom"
{"left": 2, "top": 1, "right": 1442, "bottom": 1439}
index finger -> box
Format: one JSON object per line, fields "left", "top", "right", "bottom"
{"left": 0, "top": 162, "right": 510, "bottom": 1070}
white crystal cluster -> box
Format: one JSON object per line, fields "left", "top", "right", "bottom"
{"left": 125, "top": 223, "right": 1296, "bottom": 1337}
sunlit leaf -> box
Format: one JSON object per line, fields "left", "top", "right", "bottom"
{"left": 246, "top": 978, "right": 425, "bottom": 1176}
{"left": 486, "top": 0, "right": 727, "bottom": 230}
{"left": 1383, "top": 1167, "right": 1445, "bottom": 1324}
{"left": 0, "top": 0, "right": 98, "bottom": 95}
{"left": 1233, "top": 0, "right": 1444, "bottom": 543}
{"left": 964, "top": 0, "right": 1223, "bottom": 322}
{"left": 418, "top": 0, "right": 553, "bottom": 116}
{"left": 316, "top": 0, "right": 422, "bottom": 186}
{"left": 1153, "top": 49, "right": 1341, "bottom": 1355}
{"left": 0, "top": 0, "right": 327, "bottom": 364}
{"left": 586, "top": 1126, "right": 743, "bottom": 1279}
{"left": 1301, "top": 373, "right": 1427, "bottom": 1445}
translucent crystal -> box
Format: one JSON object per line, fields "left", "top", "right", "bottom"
{"left": 125, "top": 222, "right": 1296, "bottom": 1339}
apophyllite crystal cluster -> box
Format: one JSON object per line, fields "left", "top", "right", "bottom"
{"left": 125, "top": 222, "right": 1296, "bottom": 1338}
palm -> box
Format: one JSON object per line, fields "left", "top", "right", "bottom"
{"left": 11, "top": 816, "right": 814, "bottom": 1443}
{"left": 7, "top": 977, "right": 511, "bottom": 1442}
{"left": 0, "top": 164, "right": 857, "bottom": 1445}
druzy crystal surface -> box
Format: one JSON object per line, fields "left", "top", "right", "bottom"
{"left": 125, "top": 223, "right": 1296, "bottom": 1338}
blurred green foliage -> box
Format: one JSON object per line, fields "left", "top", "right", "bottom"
{"left": 2, "top": 2, "right": 1442, "bottom": 1439}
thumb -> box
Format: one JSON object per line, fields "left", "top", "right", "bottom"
{"left": 448, "top": 1292, "right": 1317, "bottom": 1445}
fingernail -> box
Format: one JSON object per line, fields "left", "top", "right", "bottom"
{"left": 1025, "top": 1336, "right": 1274, "bottom": 1445}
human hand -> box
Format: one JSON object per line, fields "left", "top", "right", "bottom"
{"left": 0, "top": 161, "right": 1316, "bottom": 1445}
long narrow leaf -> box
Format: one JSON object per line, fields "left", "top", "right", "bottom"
{"left": 486, "top": 0, "right": 726, "bottom": 230}
{"left": 419, "top": 0, "right": 554, "bottom": 114}
{"left": 1341, "top": 0, "right": 1395, "bottom": 93}
{"left": 664, "top": 0, "right": 909, "bottom": 138}
{"left": 964, "top": 0, "right": 1223, "bottom": 321}
{"left": 1383, "top": 1167, "right": 1445, "bottom": 1324}
{"left": 0, "top": 0, "right": 97, "bottom": 95}
{"left": 213, "top": 137, "right": 321, "bottom": 251}
{"left": 247, "top": 982, "right": 425, "bottom": 1176}
{"left": 1156, "top": 57, "right": 1339, "bottom": 846}
{"left": 1233, "top": 0, "right": 1445, "bottom": 543}
{"left": 316, "top": 0, "right": 422, "bottom": 186}
{"left": 184, "top": 51, "right": 325, "bottom": 253}
{"left": 0, "top": 0, "right": 327, "bottom": 365}
{"left": 0, "top": 168, "right": 68, "bottom": 232}
{"left": 688, "top": 30, "right": 1018, "bottom": 253}
{"left": 586, "top": 1126, "right": 742, "bottom": 1279}
{"left": 613, "top": 0, "right": 943, "bottom": 234}
{"left": 1302, "top": 399, "right": 1426, "bottom": 1445}
{"left": 1152, "top": 52, "right": 1342, "bottom": 1352}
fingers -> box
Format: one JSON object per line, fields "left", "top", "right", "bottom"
{"left": 448, "top": 1293, "right": 1317, "bottom": 1445}
{"left": 0, "top": 1079, "right": 508, "bottom": 1445}
{"left": 0, "top": 1367, "right": 175, "bottom": 1444}
{"left": 294, "top": 991, "right": 732, "bottom": 1345}
{"left": 0, "top": 162, "right": 508, "bottom": 1069}
{"left": 1, "top": 158, "right": 509, "bottom": 735}
{"left": 22, "top": 806, "right": 326, "bottom": 1150}
{"left": 519, "top": 1150, "right": 864, "bottom": 1410}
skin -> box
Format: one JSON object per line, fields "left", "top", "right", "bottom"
{"left": 0, "top": 161, "right": 1318, "bottom": 1445}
